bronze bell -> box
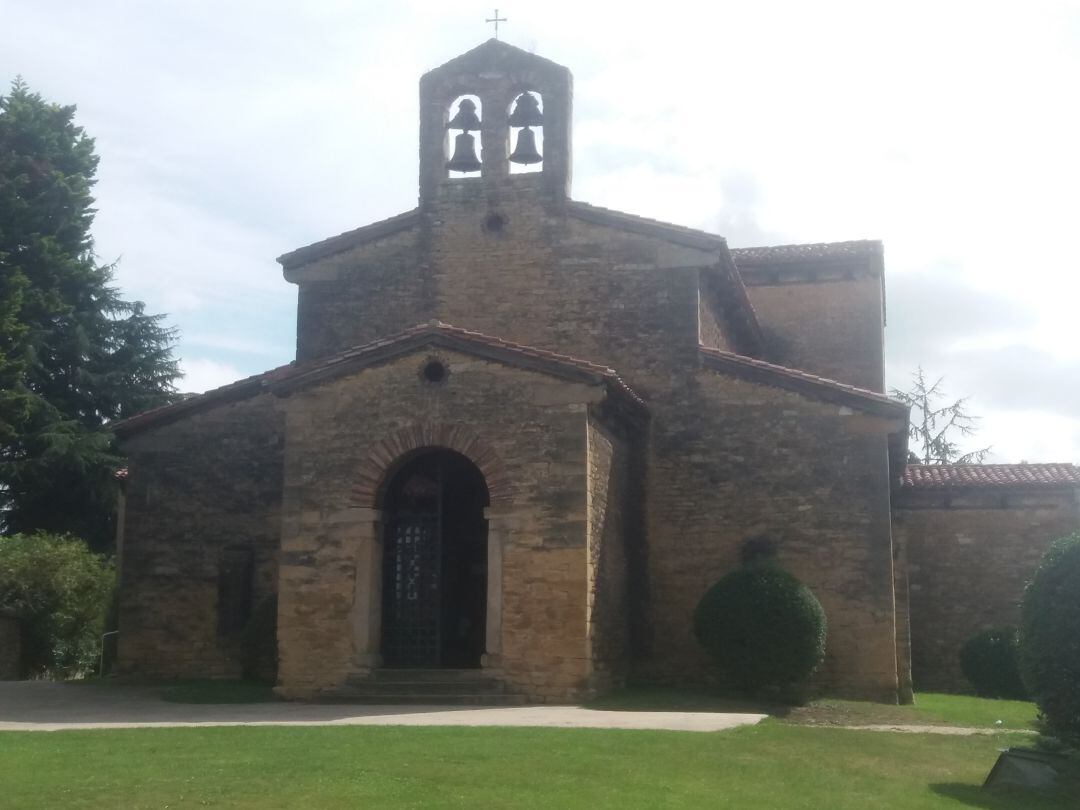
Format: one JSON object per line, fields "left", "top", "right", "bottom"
{"left": 447, "top": 132, "right": 481, "bottom": 172}
{"left": 509, "top": 127, "right": 542, "bottom": 165}
{"left": 447, "top": 98, "right": 481, "bottom": 131}
{"left": 509, "top": 92, "right": 542, "bottom": 127}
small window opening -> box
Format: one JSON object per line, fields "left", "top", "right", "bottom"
{"left": 740, "top": 535, "right": 778, "bottom": 566}
{"left": 447, "top": 95, "right": 482, "bottom": 177}
{"left": 509, "top": 91, "right": 543, "bottom": 175}
{"left": 218, "top": 546, "right": 254, "bottom": 637}
{"left": 422, "top": 360, "right": 448, "bottom": 383}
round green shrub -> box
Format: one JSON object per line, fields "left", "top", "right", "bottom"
{"left": 0, "top": 532, "right": 114, "bottom": 676}
{"left": 1020, "top": 532, "right": 1080, "bottom": 745}
{"left": 959, "top": 626, "right": 1027, "bottom": 699}
{"left": 693, "top": 563, "right": 827, "bottom": 697}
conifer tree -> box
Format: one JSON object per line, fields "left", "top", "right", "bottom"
{"left": 0, "top": 78, "right": 179, "bottom": 550}
{"left": 890, "top": 367, "right": 990, "bottom": 465}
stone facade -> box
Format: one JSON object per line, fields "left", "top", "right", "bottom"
{"left": 117, "top": 394, "right": 284, "bottom": 678}
{"left": 271, "top": 346, "right": 640, "bottom": 701}
{"left": 894, "top": 470, "right": 1080, "bottom": 692}
{"left": 112, "top": 39, "right": 1079, "bottom": 704}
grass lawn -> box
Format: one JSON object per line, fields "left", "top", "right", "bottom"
{"left": 87, "top": 678, "right": 1041, "bottom": 732}
{"left": 589, "top": 687, "right": 1041, "bottom": 731}
{"left": 1, "top": 723, "right": 1075, "bottom": 809}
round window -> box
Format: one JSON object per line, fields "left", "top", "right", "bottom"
{"left": 422, "top": 360, "right": 448, "bottom": 383}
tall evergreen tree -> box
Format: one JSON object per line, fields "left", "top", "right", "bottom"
{"left": 890, "top": 367, "right": 991, "bottom": 465}
{"left": 0, "top": 78, "right": 179, "bottom": 550}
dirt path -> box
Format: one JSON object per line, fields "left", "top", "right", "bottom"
{"left": 0, "top": 682, "right": 766, "bottom": 733}
{"left": 825, "top": 723, "right": 1034, "bottom": 736}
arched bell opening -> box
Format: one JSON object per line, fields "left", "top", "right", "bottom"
{"left": 379, "top": 448, "right": 490, "bottom": 668}
{"left": 446, "top": 95, "right": 483, "bottom": 178}
{"left": 508, "top": 91, "right": 543, "bottom": 175}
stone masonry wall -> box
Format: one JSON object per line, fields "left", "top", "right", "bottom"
{"left": 697, "top": 269, "right": 733, "bottom": 352}
{"left": 895, "top": 488, "right": 1080, "bottom": 692}
{"left": 586, "top": 415, "right": 632, "bottom": 691}
{"left": 289, "top": 197, "right": 713, "bottom": 403}
{"left": 641, "top": 370, "right": 901, "bottom": 701}
{"left": 285, "top": 198, "right": 902, "bottom": 701}
{"left": 292, "top": 228, "right": 428, "bottom": 362}
{"left": 276, "top": 348, "right": 618, "bottom": 702}
{"left": 742, "top": 271, "right": 885, "bottom": 393}
{"left": 117, "top": 395, "right": 284, "bottom": 679}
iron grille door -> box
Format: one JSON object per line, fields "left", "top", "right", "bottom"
{"left": 382, "top": 512, "right": 441, "bottom": 666}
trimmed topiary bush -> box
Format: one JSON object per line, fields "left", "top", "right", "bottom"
{"left": 1020, "top": 532, "right": 1080, "bottom": 746}
{"left": 693, "top": 562, "right": 827, "bottom": 699}
{"left": 959, "top": 626, "right": 1027, "bottom": 699}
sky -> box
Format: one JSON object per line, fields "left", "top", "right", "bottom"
{"left": 3, "top": 1, "right": 1079, "bottom": 463}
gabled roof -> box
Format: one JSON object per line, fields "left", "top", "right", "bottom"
{"left": 698, "top": 346, "right": 908, "bottom": 419}
{"left": 567, "top": 201, "right": 726, "bottom": 252}
{"left": 902, "top": 464, "right": 1080, "bottom": 490}
{"left": 277, "top": 208, "right": 420, "bottom": 271}
{"left": 421, "top": 38, "right": 569, "bottom": 82}
{"left": 731, "top": 240, "right": 884, "bottom": 267}
{"left": 270, "top": 322, "right": 643, "bottom": 405}
{"left": 567, "top": 201, "right": 764, "bottom": 354}
{"left": 113, "top": 322, "right": 644, "bottom": 438}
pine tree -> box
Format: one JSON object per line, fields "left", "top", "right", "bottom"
{"left": 0, "top": 78, "right": 179, "bottom": 550}
{"left": 890, "top": 367, "right": 990, "bottom": 465}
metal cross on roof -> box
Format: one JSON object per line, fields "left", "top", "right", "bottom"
{"left": 486, "top": 9, "right": 507, "bottom": 39}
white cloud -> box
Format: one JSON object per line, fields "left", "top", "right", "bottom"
{"left": 177, "top": 358, "right": 247, "bottom": 395}
{"left": 4, "top": 1, "right": 1079, "bottom": 460}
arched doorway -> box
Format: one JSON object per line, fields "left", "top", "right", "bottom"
{"left": 380, "top": 448, "right": 489, "bottom": 668}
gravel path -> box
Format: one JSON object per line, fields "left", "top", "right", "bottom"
{"left": 0, "top": 682, "right": 765, "bottom": 733}
{"left": 831, "top": 723, "right": 1035, "bottom": 736}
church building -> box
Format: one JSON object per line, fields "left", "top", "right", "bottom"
{"left": 113, "top": 40, "right": 1080, "bottom": 704}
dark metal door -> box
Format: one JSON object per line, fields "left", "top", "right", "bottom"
{"left": 382, "top": 512, "right": 441, "bottom": 666}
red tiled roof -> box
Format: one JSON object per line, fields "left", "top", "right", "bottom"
{"left": 731, "top": 240, "right": 883, "bottom": 266}
{"left": 272, "top": 321, "right": 644, "bottom": 403}
{"left": 902, "top": 464, "right": 1080, "bottom": 490}
{"left": 110, "top": 362, "right": 298, "bottom": 437}
{"left": 698, "top": 346, "right": 908, "bottom": 419}
{"left": 113, "top": 322, "right": 645, "bottom": 437}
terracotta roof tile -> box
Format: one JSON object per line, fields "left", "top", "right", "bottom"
{"left": 113, "top": 322, "right": 644, "bottom": 437}
{"left": 902, "top": 464, "right": 1080, "bottom": 490}
{"left": 731, "top": 240, "right": 883, "bottom": 266}
{"left": 275, "top": 321, "right": 644, "bottom": 404}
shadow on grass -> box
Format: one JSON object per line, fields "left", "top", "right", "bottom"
{"left": 585, "top": 685, "right": 791, "bottom": 717}
{"left": 930, "top": 783, "right": 1073, "bottom": 809}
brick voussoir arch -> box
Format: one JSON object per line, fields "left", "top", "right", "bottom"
{"left": 351, "top": 423, "right": 514, "bottom": 507}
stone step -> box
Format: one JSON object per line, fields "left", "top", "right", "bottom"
{"left": 342, "top": 680, "right": 508, "bottom": 696}
{"left": 324, "top": 692, "right": 529, "bottom": 706}
{"left": 367, "top": 668, "right": 496, "bottom": 683}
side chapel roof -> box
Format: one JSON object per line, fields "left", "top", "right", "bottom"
{"left": 112, "top": 322, "right": 644, "bottom": 438}
{"left": 902, "top": 463, "right": 1080, "bottom": 490}
{"left": 698, "top": 345, "right": 908, "bottom": 420}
